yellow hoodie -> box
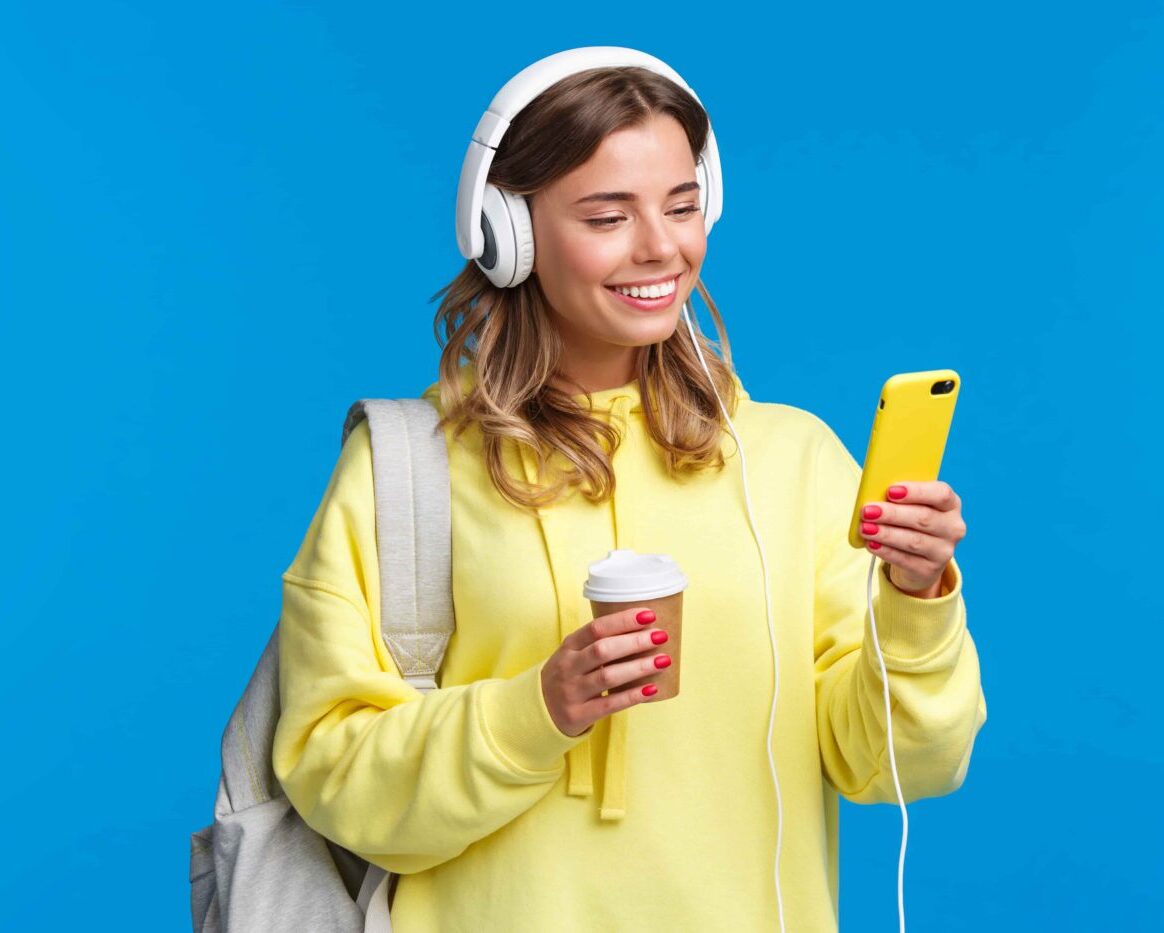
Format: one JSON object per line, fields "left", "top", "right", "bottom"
{"left": 273, "top": 363, "right": 987, "bottom": 932}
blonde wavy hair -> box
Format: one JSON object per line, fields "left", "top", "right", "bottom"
{"left": 429, "top": 66, "right": 740, "bottom": 513}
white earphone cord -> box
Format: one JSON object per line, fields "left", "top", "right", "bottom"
{"left": 680, "top": 300, "right": 908, "bottom": 933}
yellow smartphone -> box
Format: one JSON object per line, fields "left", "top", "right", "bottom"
{"left": 848, "top": 369, "right": 961, "bottom": 549}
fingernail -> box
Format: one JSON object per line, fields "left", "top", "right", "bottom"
{"left": 654, "top": 655, "right": 672, "bottom": 669}
{"left": 650, "top": 630, "right": 669, "bottom": 645}
{"left": 636, "top": 610, "right": 656, "bottom": 625}
{"left": 869, "top": 541, "right": 883, "bottom": 549}
{"left": 862, "top": 505, "right": 882, "bottom": 519}
{"left": 888, "top": 486, "right": 907, "bottom": 500}
{"left": 861, "top": 522, "right": 879, "bottom": 535}
{"left": 642, "top": 684, "right": 659, "bottom": 696}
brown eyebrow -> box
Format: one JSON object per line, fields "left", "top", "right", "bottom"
{"left": 573, "top": 180, "right": 700, "bottom": 204}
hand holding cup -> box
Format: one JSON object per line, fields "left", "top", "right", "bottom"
{"left": 540, "top": 549, "right": 687, "bottom": 738}
{"left": 540, "top": 606, "right": 673, "bottom": 738}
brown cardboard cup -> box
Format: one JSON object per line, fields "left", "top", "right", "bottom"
{"left": 582, "top": 550, "right": 688, "bottom": 701}
{"left": 588, "top": 590, "right": 683, "bottom": 699}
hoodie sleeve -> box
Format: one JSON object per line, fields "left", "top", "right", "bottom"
{"left": 272, "top": 418, "right": 588, "bottom": 875}
{"left": 810, "top": 418, "right": 987, "bottom": 804}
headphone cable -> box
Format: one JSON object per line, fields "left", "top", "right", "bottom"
{"left": 681, "top": 298, "right": 909, "bottom": 933}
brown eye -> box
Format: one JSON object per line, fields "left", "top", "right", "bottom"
{"left": 587, "top": 206, "right": 698, "bottom": 228}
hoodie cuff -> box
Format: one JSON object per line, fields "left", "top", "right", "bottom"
{"left": 478, "top": 661, "right": 590, "bottom": 775}
{"left": 868, "top": 557, "right": 967, "bottom": 669}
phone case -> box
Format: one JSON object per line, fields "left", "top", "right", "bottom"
{"left": 847, "top": 369, "right": 961, "bottom": 549}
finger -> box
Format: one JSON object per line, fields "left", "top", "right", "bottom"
{"left": 578, "top": 627, "right": 666, "bottom": 676}
{"left": 885, "top": 481, "right": 961, "bottom": 512}
{"left": 859, "top": 519, "right": 955, "bottom": 563}
{"left": 587, "top": 677, "right": 663, "bottom": 723}
{"left": 565, "top": 606, "right": 655, "bottom": 652}
{"left": 862, "top": 538, "right": 946, "bottom": 582}
{"left": 860, "top": 501, "right": 964, "bottom": 539}
{"left": 583, "top": 650, "right": 671, "bottom": 700}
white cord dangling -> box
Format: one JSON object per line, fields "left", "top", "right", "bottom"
{"left": 867, "top": 553, "right": 909, "bottom": 933}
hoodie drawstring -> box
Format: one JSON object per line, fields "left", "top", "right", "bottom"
{"left": 516, "top": 392, "right": 636, "bottom": 821}
{"left": 598, "top": 394, "right": 634, "bottom": 820}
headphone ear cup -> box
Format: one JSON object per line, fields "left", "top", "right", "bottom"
{"left": 695, "top": 157, "right": 713, "bottom": 235}
{"left": 476, "top": 185, "right": 535, "bottom": 288}
{"left": 506, "top": 189, "right": 535, "bottom": 287}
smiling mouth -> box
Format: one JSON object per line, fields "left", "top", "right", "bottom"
{"left": 604, "top": 273, "right": 682, "bottom": 296}
{"left": 603, "top": 273, "right": 682, "bottom": 310}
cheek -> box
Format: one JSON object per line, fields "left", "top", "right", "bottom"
{"left": 553, "top": 230, "right": 624, "bottom": 287}
{"left": 681, "top": 228, "right": 708, "bottom": 267}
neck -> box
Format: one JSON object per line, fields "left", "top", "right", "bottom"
{"left": 551, "top": 348, "right": 642, "bottom": 395}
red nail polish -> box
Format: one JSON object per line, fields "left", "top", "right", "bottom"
{"left": 862, "top": 505, "right": 882, "bottom": 519}
{"left": 642, "top": 684, "right": 658, "bottom": 696}
{"left": 650, "top": 630, "right": 669, "bottom": 645}
{"left": 636, "top": 610, "right": 656, "bottom": 625}
{"left": 888, "top": 486, "right": 907, "bottom": 500}
{"left": 861, "top": 522, "right": 879, "bottom": 535}
{"left": 869, "top": 541, "right": 882, "bottom": 549}
{"left": 654, "top": 655, "right": 672, "bottom": 669}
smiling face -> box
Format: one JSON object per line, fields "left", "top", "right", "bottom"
{"left": 529, "top": 113, "right": 707, "bottom": 393}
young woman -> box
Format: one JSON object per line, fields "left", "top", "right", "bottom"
{"left": 273, "top": 52, "right": 987, "bottom": 932}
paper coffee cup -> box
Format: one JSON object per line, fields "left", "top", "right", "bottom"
{"left": 582, "top": 549, "right": 687, "bottom": 700}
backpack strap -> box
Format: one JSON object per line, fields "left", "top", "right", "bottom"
{"left": 217, "top": 627, "right": 282, "bottom": 813}
{"left": 192, "top": 398, "right": 451, "bottom": 932}
{"left": 342, "top": 398, "right": 453, "bottom": 693}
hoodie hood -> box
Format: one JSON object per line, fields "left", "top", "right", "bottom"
{"left": 423, "top": 362, "right": 748, "bottom": 820}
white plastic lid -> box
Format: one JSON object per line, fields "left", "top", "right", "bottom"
{"left": 582, "top": 549, "right": 688, "bottom": 602}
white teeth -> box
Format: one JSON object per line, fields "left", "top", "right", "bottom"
{"left": 612, "top": 277, "right": 676, "bottom": 298}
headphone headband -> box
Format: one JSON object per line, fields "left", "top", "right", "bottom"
{"left": 455, "top": 46, "right": 723, "bottom": 264}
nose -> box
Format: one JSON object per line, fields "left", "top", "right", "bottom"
{"left": 631, "top": 211, "right": 680, "bottom": 265}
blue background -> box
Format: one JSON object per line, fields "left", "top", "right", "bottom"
{"left": 2, "top": 1, "right": 1159, "bottom": 929}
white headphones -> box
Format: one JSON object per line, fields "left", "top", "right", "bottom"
{"left": 454, "top": 46, "right": 725, "bottom": 288}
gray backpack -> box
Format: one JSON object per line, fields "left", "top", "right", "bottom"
{"left": 189, "top": 398, "right": 454, "bottom": 932}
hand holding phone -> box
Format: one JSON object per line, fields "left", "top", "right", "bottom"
{"left": 847, "top": 372, "right": 965, "bottom": 595}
